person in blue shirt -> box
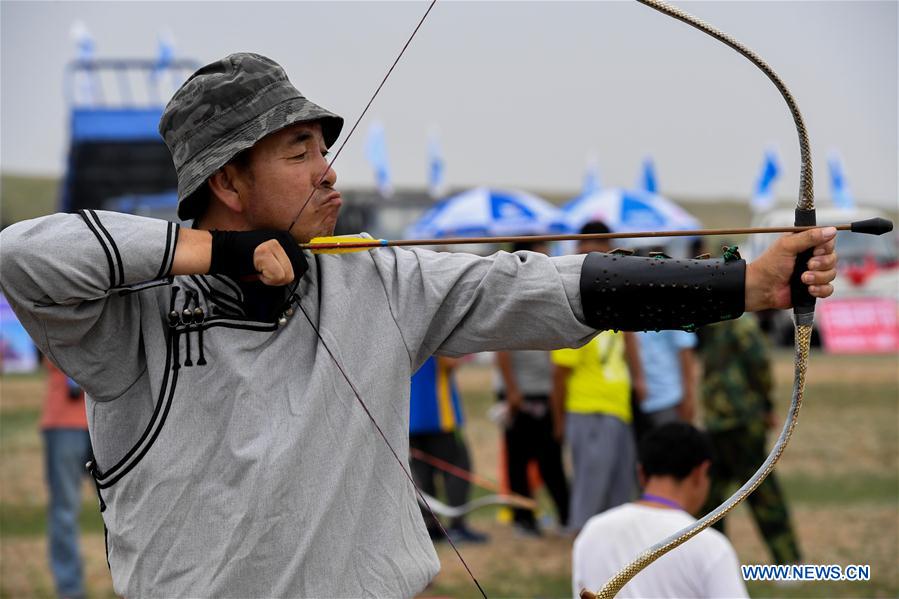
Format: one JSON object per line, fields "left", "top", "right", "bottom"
{"left": 409, "top": 355, "right": 488, "bottom": 543}
{"left": 636, "top": 328, "right": 698, "bottom": 433}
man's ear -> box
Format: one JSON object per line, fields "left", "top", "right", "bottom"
{"left": 207, "top": 165, "right": 246, "bottom": 214}
{"left": 692, "top": 460, "right": 711, "bottom": 484}
{"left": 636, "top": 464, "right": 647, "bottom": 489}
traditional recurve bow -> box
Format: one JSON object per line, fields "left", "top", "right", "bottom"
{"left": 584, "top": 1, "right": 820, "bottom": 596}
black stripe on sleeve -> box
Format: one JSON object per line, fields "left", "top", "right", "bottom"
{"left": 78, "top": 210, "right": 116, "bottom": 290}
{"left": 88, "top": 210, "right": 124, "bottom": 288}
{"left": 155, "top": 222, "right": 180, "bottom": 280}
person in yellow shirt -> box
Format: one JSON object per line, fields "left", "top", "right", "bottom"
{"left": 551, "top": 221, "right": 646, "bottom": 533}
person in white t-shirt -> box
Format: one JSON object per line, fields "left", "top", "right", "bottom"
{"left": 572, "top": 422, "right": 748, "bottom": 599}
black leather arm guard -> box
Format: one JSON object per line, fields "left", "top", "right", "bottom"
{"left": 580, "top": 252, "right": 745, "bottom": 332}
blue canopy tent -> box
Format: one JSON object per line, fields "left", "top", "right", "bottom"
{"left": 562, "top": 188, "right": 702, "bottom": 257}
{"left": 406, "top": 187, "right": 568, "bottom": 239}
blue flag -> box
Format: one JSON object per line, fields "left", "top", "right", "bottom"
{"left": 70, "top": 21, "right": 97, "bottom": 105}
{"left": 751, "top": 150, "right": 780, "bottom": 212}
{"left": 366, "top": 121, "right": 393, "bottom": 198}
{"left": 71, "top": 21, "right": 95, "bottom": 61}
{"left": 639, "top": 156, "right": 658, "bottom": 194}
{"left": 427, "top": 133, "right": 445, "bottom": 198}
{"left": 582, "top": 156, "right": 601, "bottom": 196}
{"left": 149, "top": 30, "right": 176, "bottom": 104}
{"left": 152, "top": 30, "right": 175, "bottom": 79}
{"left": 828, "top": 152, "right": 855, "bottom": 209}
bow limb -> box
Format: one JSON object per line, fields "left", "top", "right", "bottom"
{"left": 410, "top": 447, "right": 539, "bottom": 510}
{"left": 418, "top": 492, "right": 537, "bottom": 519}
{"left": 584, "top": 2, "right": 816, "bottom": 598}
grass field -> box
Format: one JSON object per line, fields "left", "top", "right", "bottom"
{"left": 0, "top": 351, "right": 896, "bottom": 598}
{"left": 0, "top": 175, "right": 59, "bottom": 227}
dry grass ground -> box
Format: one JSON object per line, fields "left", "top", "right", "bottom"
{"left": 1, "top": 351, "right": 896, "bottom": 598}
{"left": 430, "top": 351, "right": 898, "bottom": 598}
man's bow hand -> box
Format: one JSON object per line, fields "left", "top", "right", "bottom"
{"left": 745, "top": 227, "right": 837, "bottom": 312}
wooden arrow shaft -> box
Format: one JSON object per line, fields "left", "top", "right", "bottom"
{"left": 390, "top": 224, "right": 850, "bottom": 248}
{"left": 301, "top": 224, "right": 851, "bottom": 252}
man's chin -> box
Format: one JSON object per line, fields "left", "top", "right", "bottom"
{"left": 297, "top": 225, "right": 337, "bottom": 245}
{"left": 319, "top": 217, "right": 340, "bottom": 238}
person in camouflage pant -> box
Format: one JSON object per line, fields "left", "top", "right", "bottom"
{"left": 698, "top": 314, "right": 802, "bottom": 565}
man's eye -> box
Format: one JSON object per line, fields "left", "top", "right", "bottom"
{"left": 292, "top": 153, "right": 307, "bottom": 160}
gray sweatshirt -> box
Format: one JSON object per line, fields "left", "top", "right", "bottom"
{"left": 0, "top": 210, "right": 596, "bottom": 598}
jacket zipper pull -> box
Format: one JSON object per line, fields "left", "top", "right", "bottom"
{"left": 85, "top": 459, "right": 107, "bottom": 512}
{"left": 193, "top": 297, "right": 207, "bottom": 366}
{"left": 181, "top": 292, "right": 195, "bottom": 367}
{"left": 168, "top": 287, "right": 181, "bottom": 371}
{"left": 167, "top": 286, "right": 181, "bottom": 328}
{"left": 278, "top": 293, "right": 299, "bottom": 327}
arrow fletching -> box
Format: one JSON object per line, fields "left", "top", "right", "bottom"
{"left": 304, "top": 236, "right": 387, "bottom": 254}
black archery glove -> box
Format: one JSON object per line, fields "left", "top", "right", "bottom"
{"left": 208, "top": 230, "right": 308, "bottom": 283}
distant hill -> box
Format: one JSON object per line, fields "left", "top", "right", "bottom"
{"left": 1, "top": 174, "right": 59, "bottom": 226}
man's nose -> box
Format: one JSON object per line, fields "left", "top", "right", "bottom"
{"left": 318, "top": 161, "right": 337, "bottom": 188}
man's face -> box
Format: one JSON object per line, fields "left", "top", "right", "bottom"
{"left": 235, "top": 121, "right": 341, "bottom": 242}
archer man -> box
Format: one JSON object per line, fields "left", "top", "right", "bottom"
{"left": 0, "top": 53, "right": 837, "bottom": 598}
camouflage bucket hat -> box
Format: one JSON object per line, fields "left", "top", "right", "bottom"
{"left": 159, "top": 52, "right": 343, "bottom": 221}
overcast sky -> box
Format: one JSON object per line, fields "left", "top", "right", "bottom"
{"left": 1, "top": 1, "right": 896, "bottom": 208}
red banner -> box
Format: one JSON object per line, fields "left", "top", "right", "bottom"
{"left": 818, "top": 298, "right": 899, "bottom": 354}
